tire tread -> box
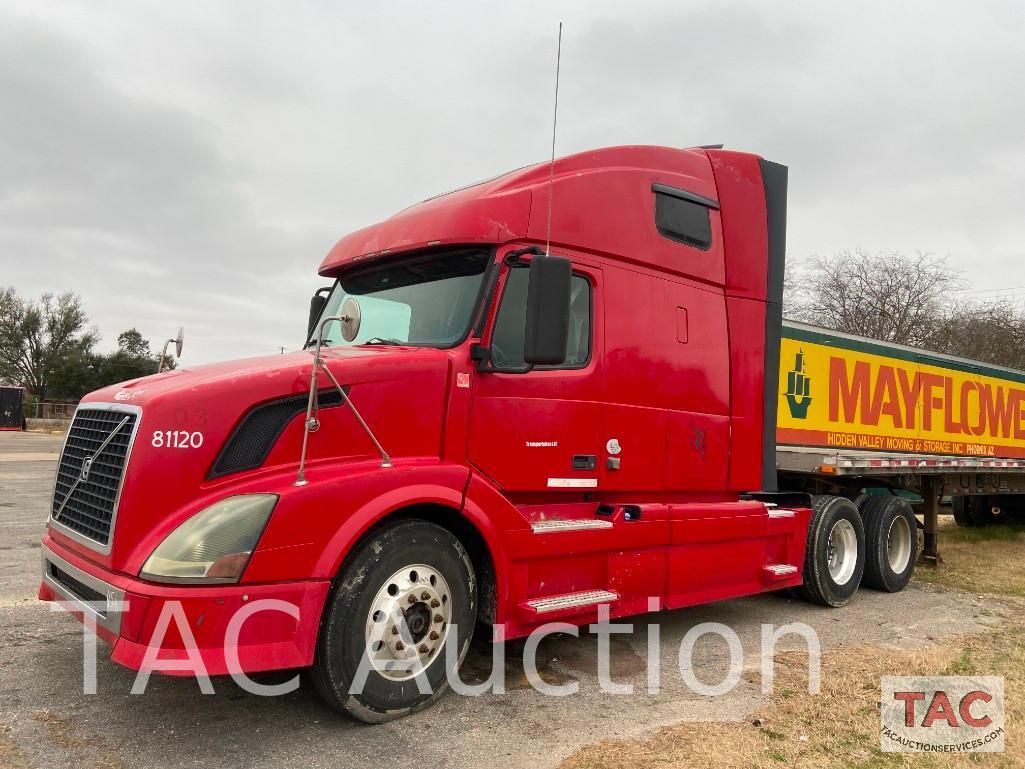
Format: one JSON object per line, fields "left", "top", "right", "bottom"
{"left": 860, "top": 495, "right": 917, "bottom": 592}
{"left": 796, "top": 495, "right": 864, "bottom": 607}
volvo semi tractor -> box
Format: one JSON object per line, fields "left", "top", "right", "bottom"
{"left": 39, "top": 145, "right": 1025, "bottom": 722}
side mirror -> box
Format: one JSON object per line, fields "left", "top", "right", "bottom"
{"left": 338, "top": 297, "right": 362, "bottom": 342}
{"left": 157, "top": 327, "right": 186, "bottom": 373}
{"left": 524, "top": 256, "right": 572, "bottom": 365}
{"left": 308, "top": 287, "right": 332, "bottom": 339}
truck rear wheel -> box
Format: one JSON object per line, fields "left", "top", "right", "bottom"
{"left": 860, "top": 496, "right": 917, "bottom": 591}
{"left": 794, "top": 495, "right": 865, "bottom": 607}
{"left": 952, "top": 495, "right": 1002, "bottom": 526}
{"left": 311, "top": 519, "right": 477, "bottom": 723}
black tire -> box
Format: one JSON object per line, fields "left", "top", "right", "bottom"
{"left": 952, "top": 495, "right": 1001, "bottom": 526}
{"left": 794, "top": 495, "right": 865, "bottom": 607}
{"left": 951, "top": 496, "right": 973, "bottom": 527}
{"left": 311, "top": 520, "right": 476, "bottom": 723}
{"left": 860, "top": 496, "right": 917, "bottom": 592}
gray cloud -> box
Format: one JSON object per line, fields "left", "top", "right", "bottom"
{"left": 2, "top": 1, "right": 1024, "bottom": 364}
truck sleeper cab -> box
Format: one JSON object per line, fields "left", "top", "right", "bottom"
{"left": 39, "top": 146, "right": 914, "bottom": 722}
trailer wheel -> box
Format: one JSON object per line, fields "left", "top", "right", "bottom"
{"left": 311, "top": 519, "right": 476, "bottom": 723}
{"left": 952, "top": 495, "right": 1001, "bottom": 526}
{"left": 951, "top": 496, "right": 974, "bottom": 527}
{"left": 795, "top": 495, "right": 865, "bottom": 607}
{"left": 859, "top": 495, "right": 917, "bottom": 591}
{"left": 975, "top": 496, "right": 1005, "bottom": 525}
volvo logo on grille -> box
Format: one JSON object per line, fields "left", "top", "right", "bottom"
{"left": 80, "top": 455, "right": 94, "bottom": 482}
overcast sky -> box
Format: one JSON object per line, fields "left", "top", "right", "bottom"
{"left": 3, "top": 1, "right": 1024, "bottom": 364}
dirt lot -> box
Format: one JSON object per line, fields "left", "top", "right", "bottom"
{"left": 0, "top": 431, "right": 1019, "bottom": 769}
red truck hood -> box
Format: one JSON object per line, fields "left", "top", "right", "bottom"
{"left": 57, "top": 345, "right": 452, "bottom": 574}
{"left": 85, "top": 346, "right": 398, "bottom": 406}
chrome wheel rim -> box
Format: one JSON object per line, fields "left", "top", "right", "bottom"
{"left": 364, "top": 564, "right": 452, "bottom": 682}
{"left": 887, "top": 515, "right": 913, "bottom": 573}
{"left": 827, "top": 518, "right": 858, "bottom": 585}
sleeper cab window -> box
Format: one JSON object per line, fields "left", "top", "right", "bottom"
{"left": 652, "top": 182, "right": 717, "bottom": 251}
{"left": 490, "top": 266, "right": 591, "bottom": 370}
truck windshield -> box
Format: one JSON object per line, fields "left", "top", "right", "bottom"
{"left": 311, "top": 247, "right": 491, "bottom": 348}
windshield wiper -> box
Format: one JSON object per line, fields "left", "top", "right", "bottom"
{"left": 364, "top": 337, "right": 403, "bottom": 345}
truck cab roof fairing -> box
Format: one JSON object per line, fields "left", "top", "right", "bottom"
{"left": 318, "top": 145, "right": 719, "bottom": 277}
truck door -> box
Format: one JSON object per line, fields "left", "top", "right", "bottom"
{"left": 599, "top": 265, "right": 731, "bottom": 491}
{"left": 468, "top": 257, "right": 602, "bottom": 493}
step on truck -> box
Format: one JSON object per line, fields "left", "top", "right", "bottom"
{"left": 41, "top": 145, "right": 916, "bottom": 721}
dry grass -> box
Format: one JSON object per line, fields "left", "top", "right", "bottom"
{"left": 561, "top": 520, "right": 1025, "bottom": 769}
{"left": 913, "top": 519, "right": 1025, "bottom": 596}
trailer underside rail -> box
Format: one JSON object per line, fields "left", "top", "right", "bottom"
{"left": 777, "top": 445, "right": 1025, "bottom": 477}
{"left": 777, "top": 446, "right": 1025, "bottom": 568}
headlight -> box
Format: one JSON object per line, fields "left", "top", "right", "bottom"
{"left": 140, "top": 494, "right": 277, "bottom": 583}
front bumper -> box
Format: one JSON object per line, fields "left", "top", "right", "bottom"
{"left": 39, "top": 534, "right": 331, "bottom": 676}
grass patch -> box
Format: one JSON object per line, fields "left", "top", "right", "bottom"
{"left": 914, "top": 519, "right": 1025, "bottom": 596}
{"left": 561, "top": 521, "right": 1025, "bottom": 769}
{"left": 562, "top": 607, "right": 1024, "bottom": 769}
{"left": 941, "top": 648, "right": 976, "bottom": 676}
{"left": 939, "top": 519, "right": 1025, "bottom": 545}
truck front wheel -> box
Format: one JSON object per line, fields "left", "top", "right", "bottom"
{"left": 311, "top": 519, "right": 477, "bottom": 723}
{"left": 859, "top": 495, "right": 917, "bottom": 591}
{"left": 795, "top": 495, "right": 865, "bottom": 607}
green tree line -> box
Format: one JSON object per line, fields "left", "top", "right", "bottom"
{"left": 0, "top": 287, "right": 172, "bottom": 401}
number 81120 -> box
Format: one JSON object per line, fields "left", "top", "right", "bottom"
{"left": 151, "top": 430, "right": 204, "bottom": 449}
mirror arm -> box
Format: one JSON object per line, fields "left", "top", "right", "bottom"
{"left": 470, "top": 343, "right": 534, "bottom": 374}
{"left": 504, "top": 245, "right": 544, "bottom": 265}
{"left": 469, "top": 343, "right": 490, "bottom": 364}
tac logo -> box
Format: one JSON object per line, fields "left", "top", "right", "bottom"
{"left": 881, "top": 676, "right": 1004, "bottom": 753}
{"left": 784, "top": 350, "right": 812, "bottom": 419}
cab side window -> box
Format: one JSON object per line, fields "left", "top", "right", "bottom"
{"left": 490, "top": 266, "right": 591, "bottom": 369}
{"left": 653, "top": 184, "right": 714, "bottom": 250}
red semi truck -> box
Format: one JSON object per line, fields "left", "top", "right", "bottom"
{"left": 40, "top": 146, "right": 918, "bottom": 721}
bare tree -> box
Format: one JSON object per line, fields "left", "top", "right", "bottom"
{"left": 925, "top": 299, "right": 1025, "bottom": 370}
{"left": 0, "top": 288, "right": 96, "bottom": 401}
{"left": 787, "top": 250, "right": 960, "bottom": 347}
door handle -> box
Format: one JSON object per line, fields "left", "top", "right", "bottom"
{"left": 572, "top": 454, "right": 597, "bottom": 470}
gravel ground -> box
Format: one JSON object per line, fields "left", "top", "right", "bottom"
{"left": 0, "top": 432, "right": 1000, "bottom": 769}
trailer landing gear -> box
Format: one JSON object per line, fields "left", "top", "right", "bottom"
{"left": 917, "top": 477, "right": 942, "bottom": 567}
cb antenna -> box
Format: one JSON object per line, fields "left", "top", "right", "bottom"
{"left": 544, "top": 22, "right": 563, "bottom": 257}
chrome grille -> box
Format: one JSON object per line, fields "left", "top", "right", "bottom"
{"left": 51, "top": 406, "right": 138, "bottom": 547}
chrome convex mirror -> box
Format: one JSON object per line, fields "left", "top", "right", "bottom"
{"left": 339, "top": 297, "right": 361, "bottom": 342}
{"left": 157, "top": 327, "right": 185, "bottom": 373}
